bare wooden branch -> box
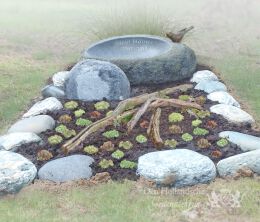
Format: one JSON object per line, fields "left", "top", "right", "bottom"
{"left": 127, "top": 97, "right": 155, "bottom": 133}
{"left": 147, "top": 108, "right": 163, "bottom": 149}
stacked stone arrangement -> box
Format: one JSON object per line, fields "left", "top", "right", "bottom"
{"left": 1, "top": 35, "right": 260, "bottom": 195}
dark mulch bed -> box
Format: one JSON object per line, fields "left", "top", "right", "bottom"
{"left": 16, "top": 78, "right": 260, "bottom": 181}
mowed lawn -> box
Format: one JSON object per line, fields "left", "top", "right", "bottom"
{"left": 0, "top": 0, "right": 260, "bottom": 221}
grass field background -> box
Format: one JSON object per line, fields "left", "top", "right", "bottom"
{"left": 0, "top": 0, "right": 259, "bottom": 221}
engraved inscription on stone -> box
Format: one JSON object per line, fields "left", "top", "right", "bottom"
{"left": 85, "top": 35, "right": 172, "bottom": 60}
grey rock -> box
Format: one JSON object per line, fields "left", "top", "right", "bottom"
{"left": 191, "top": 70, "right": 218, "bottom": 83}
{"left": 210, "top": 104, "right": 254, "bottom": 124}
{"left": 41, "top": 85, "right": 65, "bottom": 99}
{"left": 8, "top": 115, "right": 55, "bottom": 134}
{"left": 65, "top": 59, "right": 130, "bottom": 101}
{"left": 0, "top": 133, "right": 41, "bottom": 151}
{"left": 23, "top": 97, "right": 63, "bottom": 118}
{"left": 0, "top": 151, "right": 37, "bottom": 194}
{"left": 137, "top": 149, "right": 216, "bottom": 188}
{"left": 52, "top": 71, "right": 71, "bottom": 88}
{"left": 207, "top": 91, "right": 240, "bottom": 108}
{"left": 219, "top": 131, "right": 260, "bottom": 152}
{"left": 195, "top": 80, "right": 227, "bottom": 94}
{"left": 217, "top": 150, "right": 260, "bottom": 177}
{"left": 38, "top": 155, "right": 94, "bottom": 182}
{"left": 83, "top": 35, "right": 197, "bottom": 85}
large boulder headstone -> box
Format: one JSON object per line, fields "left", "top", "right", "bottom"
{"left": 0, "top": 132, "right": 42, "bottom": 152}
{"left": 38, "top": 155, "right": 94, "bottom": 182}
{"left": 83, "top": 35, "right": 197, "bottom": 85}
{"left": 0, "top": 151, "right": 37, "bottom": 194}
{"left": 137, "top": 149, "right": 216, "bottom": 187}
{"left": 8, "top": 115, "right": 55, "bottom": 134}
{"left": 65, "top": 59, "right": 130, "bottom": 101}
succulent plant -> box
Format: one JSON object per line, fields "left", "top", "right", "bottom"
{"left": 193, "top": 127, "right": 209, "bottom": 136}
{"left": 94, "top": 101, "right": 110, "bottom": 110}
{"left": 206, "top": 120, "right": 218, "bottom": 129}
{"left": 37, "top": 150, "right": 53, "bottom": 161}
{"left": 169, "top": 125, "right": 183, "bottom": 134}
{"left": 197, "top": 110, "right": 210, "bottom": 119}
{"left": 64, "top": 101, "right": 79, "bottom": 110}
{"left": 217, "top": 138, "right": 229, "bottom": 147}
{"left": 140, "top": 120, "right": 149, "bottom": 129}
{"left": 168, "top": 112, "right": 184, "bottom": 123}
{"left": 100, "top": 141, "right": 115, "bottom": 152}
{"left": 106, "top": 110, "right": 113, "bottom": 117}
{"left": 136, "top": 134, "right": 147, "bottom": 143}
{"left": 211, "top": 150, "right": 222, "bottom": 158}
{"left": 55, "top": 125, "right": 76, "bottom": 139}
{"left": 84, "top": 145, "right": 99, "bottom": 155}
{"left": 117, "top": 113, "right": 133, "bottom": 124}
{"left": 103, "top": 130, "right": 120, "bottom": 139}
{"left": 195, "top": 96, "right": 206, "bottom": 106}
{"left": 76, "top": 118, "right": 92, "bottom": 127}
{"left": 99, "top": 159, "right": 114, "bottom": 169}
{"left": 120, "top": 160, "right": 137, "bottom": 169}
{"left": 48, "top": 135, "right": 63, "bottom": 145}
{"left": 197, "top": 138, "right": 211, "bottom": 149}
{"left": 178, "top": 95, "right": 190, "bottom": 101}
{"left": 90, "top": 111, "right": 101, "bottom": 119}
{"left": 58, "top": 114, "right": 72, "bottom": 124}
{"left": 111, "top": 149, "right": 125, "bottom": 160}
{"left": 119, "top": 140, "right": 133, "bottom": 150}
{"left": 182, "top": 133, "right": 193, "bottom": 142}
{"left": 192, "top": 119, "right": 202, "bottom": 127}
{"left": 164, "top": 139, "right": 178, "bottom": 148}
{"left": 74, "top": 109, "right": 85, "bottom": 118}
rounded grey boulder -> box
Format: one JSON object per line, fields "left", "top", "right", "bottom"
{"left": 137, "top": 149, "right": 216, "bottom": 188}
{"left": 38, "top": 155, "right": 94, "bottom": 182}
{"left": 8, "top": 115, "right": 55, "bottom": 134}
{"left": 65, "top": 59, "right": 130, "bottom": 101}
{"left": 83, "top": 35, "right": 197, "bottom": 85}
{"left": 0, "top": 151, "right": 37, "bottom": 194}
{"left": 41, "top": 85, "right": 65, "bottom": 99}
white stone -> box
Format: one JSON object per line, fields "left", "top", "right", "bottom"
{"left": 210, "top": 104, "right": 254, "bottom": 124}
{"left": 207, "top": 91, "right": 240, "bottom": 107}
{"left": 52, "top": 71, "right": 71, "bottom": 88}
{"left": 191, "top": 70, "right": 218, "bottom": 83}
{"left": 217, "top": 150, "right": 260, "bottom": 177}
{"left": 0, "top": 133, "right": 41, "bottom": 152}
{"left": 195, "top": 80, "right": 227, "bottom": 94}
{"left": 219, "top": 131, "right": 260, "bottom": 152}
{"left": 8, "top": 115, "right": 55, "bottom": 134}
{"left": 23, "top": 97, "right": 63, "bottom": 118}
{"left": 0, "top": 151, "right": 37, "bottom": 194}
{"left": 137, "top": 149, "right": 216, "bottom": 188}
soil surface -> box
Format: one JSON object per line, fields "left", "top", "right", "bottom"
{"left": 17, "top": 72, "right": 260, "bottom": 181}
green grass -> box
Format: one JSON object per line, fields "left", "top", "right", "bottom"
{"left": 0, "top": 179, "right": 259, "bottom": 222}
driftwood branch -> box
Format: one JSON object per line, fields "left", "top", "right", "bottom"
{"left": 147, "top": 108, "right": 163, "bottom": 149}
{"left": 127, "top": 97, "right": 155, "bottom": 133}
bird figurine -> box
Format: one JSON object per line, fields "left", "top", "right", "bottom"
{"left": 166, "top": 26, "right": 194, "bottom": 43}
